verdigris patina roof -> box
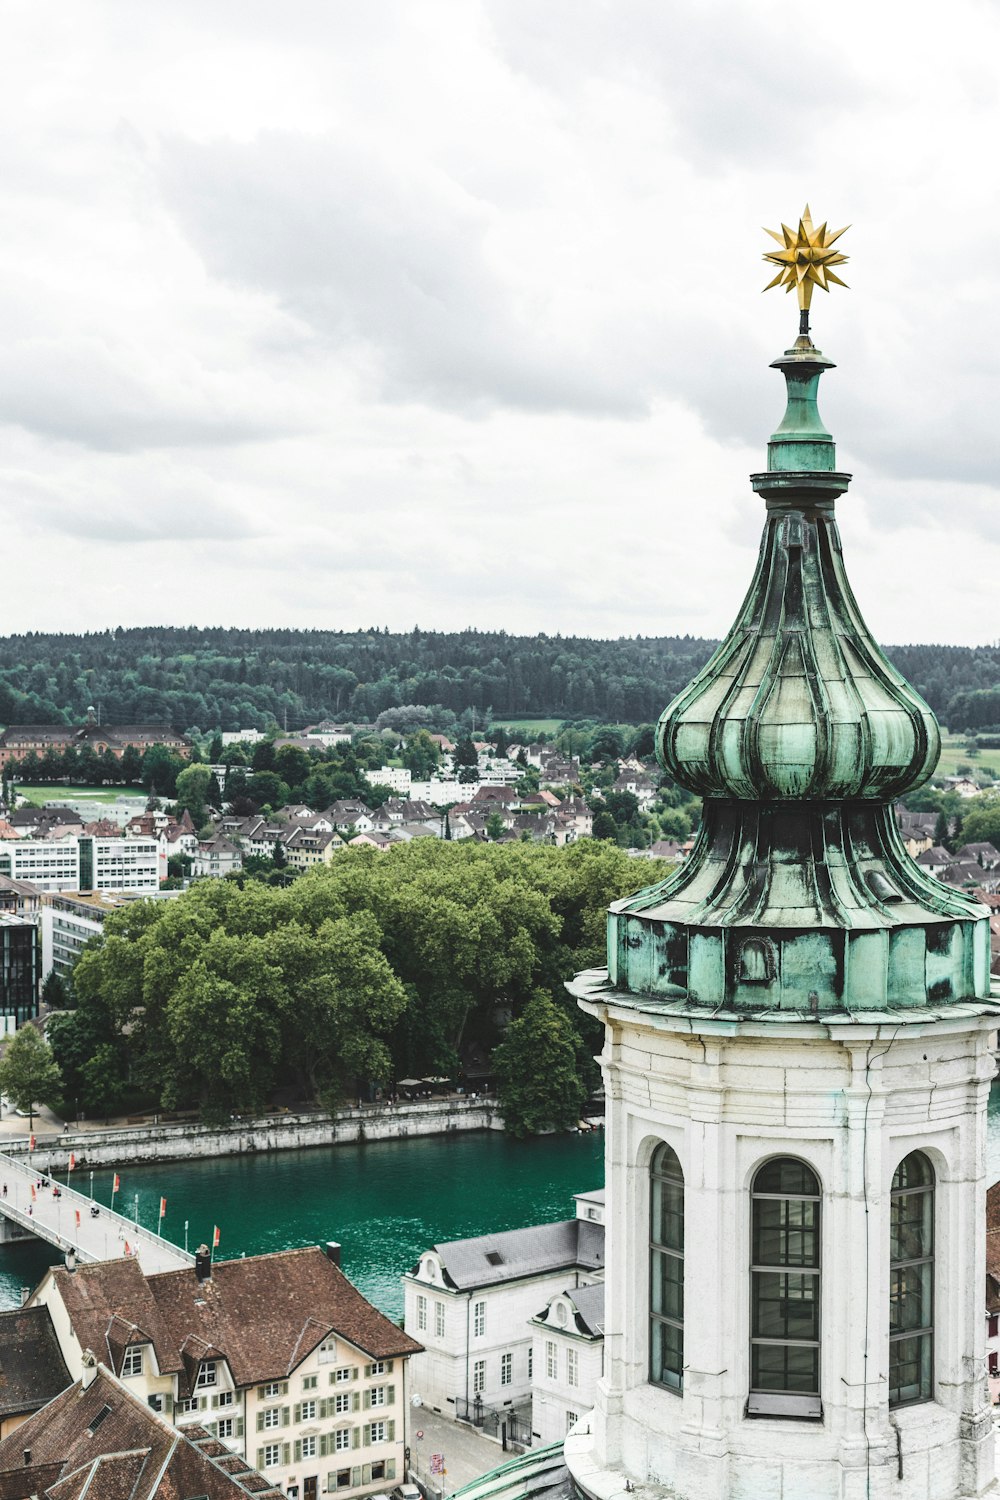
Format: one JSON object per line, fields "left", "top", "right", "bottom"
{"left": 572, "top": 319, "right": 998, "bottom": 1020}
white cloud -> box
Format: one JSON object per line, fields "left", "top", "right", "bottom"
{"left": 0, "top": 0, "right": 996, "bottom": 645}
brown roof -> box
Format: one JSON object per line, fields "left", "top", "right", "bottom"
{"left": 147, "top": 1247, "right": 422, "bottom": 1392}
{"left": 41, "top": 1258, "right": 182, "bottom": 1380}
{"left": 0, "top": 1305, "right": 70, "bottom": 1419}
{"left": 0, "top": 1366, "right": 283, "bottom": 1499}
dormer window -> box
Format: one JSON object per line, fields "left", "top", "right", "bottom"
{"left": 122, "top": 1345, "right": 144, "bottom": 1377}
{"left": 195, "top": 1360, "right": 218, "bottom": 1389}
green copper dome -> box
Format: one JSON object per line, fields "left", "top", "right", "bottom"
{"left": 657, "top": 339, "right": 938, "bottom": 803}
{"left": 572, "top": 331, "right": 995, "bottom": 1019}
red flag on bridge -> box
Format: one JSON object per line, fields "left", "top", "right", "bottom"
{"left": 113, "top": 1173, "right": 120, "bottom": 1192}
{"left": 159, "top": 1197, "right": 166, "bottom": 1220}
{"left": 212, "top": 1225, "right": 221, "bottom": 1249}
{"left": 68, "top": 1153, "right": 76, "bottom": 1171}
{"left": 28, "top": 1135, "right": 35, "bottom": 1153}
{"left": 30, "top": 1184, "right": 35, "bottom": 1200}
{"left": 75, "top": 1209, "right": 81, "bottom": 1228}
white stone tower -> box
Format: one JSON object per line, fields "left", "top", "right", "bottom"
{"left": 565, "top": 218, "right": 1000, "bottom": 1500}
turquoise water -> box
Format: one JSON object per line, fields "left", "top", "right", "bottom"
{"left": 0, "top": 1129, "right": 605, "bottom": 1316}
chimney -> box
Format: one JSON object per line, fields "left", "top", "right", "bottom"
{"left": 65, "top": 1248, "right": 77, "bottom": 1273}
{"left": 194, "top": 1245, "right": 212, "bottom": 1282}
{"left": 325, "top": 1241, "right": 341, "bottom": 1267}
{"left": 22, "top": 1449, "right": 31, "bottom": 1467}
{"left": 19, "top": 1286, "right": 30, "bottom": 1307}
{"left": 81, "top": 1349, "right": 97, "bottom": 1390}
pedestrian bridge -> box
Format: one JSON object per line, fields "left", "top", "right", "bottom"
{"left": 0, "top": 1149, "right": 193, "bottom": 1275}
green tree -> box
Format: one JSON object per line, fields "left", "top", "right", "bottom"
{"left": 248, "top": 771, "right": 291, "bottom": 809}
{"left": 592, "top": 810, "right": 618, "bottom": 841}
{"left": 486, "top": 811, "right": 505, "bottom": 841}
{"left": 0, "top": 1025, "right": 63, "bottom": 1128}
{"left": 41, "top": 971, "right": 69, "bottom": 1010}
{"left": 120, "top": 745, "right": 143, "bottom": 784}
{"left": 493, "top": 991, "right": 585, "bottom": 1138}
{"left": 402, "top": 730, "right": 440, "bottom": 780}
{"left": 174, "top": 763, "right": 215, "bottom": 826}
{"left": 955, "top": 793, "right": 1000, "bottom": 850}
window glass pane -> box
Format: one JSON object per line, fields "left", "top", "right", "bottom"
{"left": 650, "top": 1142, "right": 684, "bottom": 1393}
{"left": 652, "top": 1179, "right": 684, "bottom": 1251}
{"left": 890, "top": 1263, "right": 932, "bottom": 1335}
{"left": 651, "top": 1319, "right": 683, "bottom": 1389}
{"left": 754, "top": 1159, "right": 820, "bottom": 1197}
{"left": 889, "top": 1333, "right": 931, "bottom": 1406}
{"left": 752, "top": 1198, "right": 818, "bottom": 1268}
{"left": 752, "top": 1272, "right": 819, "bottom": 1342}
{"left": 892, "top": 1152, "right": 933, "bottom": 1192}
{"left": 651, "top": 1249, "right": 684, "bottom": 1321}
{"left": 890, "top": 1189, "right": 932, "bottom": 1264}
{"left": 751, "top": 1340, "right": 819, "bottom": 1395}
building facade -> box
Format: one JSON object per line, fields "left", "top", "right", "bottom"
{"left": 0, "top": 834, "right": 161, "bottom": 893}
{"left": 403, "top": 1194, "right": 604, "bottom": 1422}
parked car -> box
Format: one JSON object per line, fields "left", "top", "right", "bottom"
{"left": 393, "top": 1486, "right": 422, "bottom": 1500}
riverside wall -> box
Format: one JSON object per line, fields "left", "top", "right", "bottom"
{"left": 4, "top": 1098, "right": 503, "bottom": 1171}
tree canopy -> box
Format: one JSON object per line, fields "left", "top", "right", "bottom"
{"left": 56, "top": 840, "right": 656, "bottom": 1127}
{"left": 0, "top": 1025, "right": 62, "bottom": 1128}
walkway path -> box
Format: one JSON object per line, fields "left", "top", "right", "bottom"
{"left": 409, "top": 1407, "right": 513, "bottom": 1496}
{"left": 0, "top": 1149, "right": 193, "bottom": 1275}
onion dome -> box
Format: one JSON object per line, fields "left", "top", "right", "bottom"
{"left": 656, "top": 338, "right": 939, "bottom": 802}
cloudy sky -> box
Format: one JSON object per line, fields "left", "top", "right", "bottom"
{"left": 2, "top": 0, "right": 998, "bottom": 644}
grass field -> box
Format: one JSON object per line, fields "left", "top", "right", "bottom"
{"left": 490, "top": 718, "right": 566, "bottom": 736}
{"left": 15, "top": 784, "right": 144, "bottom": 806}
{"left": 935, "top": 735, "right": 1000, "bottom": 782}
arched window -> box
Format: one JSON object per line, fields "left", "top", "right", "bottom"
{"left": 890, "top": 1151, "right": 934, "bottom": 1406}
{"left": 650, "top": 1142, "right": 684, "bottom": 1391}
{"left": 750, "top": 1158, "right": 822, "bottom": 1417}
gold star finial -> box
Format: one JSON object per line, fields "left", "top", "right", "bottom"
{"left": 762, "top": 204, "right": 850, "bottom": 315}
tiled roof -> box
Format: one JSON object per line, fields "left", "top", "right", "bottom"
{"left": 568, "top": 1282, "right": 605, "bottom": 1337}
{"left": 0, "top": 1366, "right": 283, "bottom": 1499}
{"left": 0, "top": 1305, "right": 70, "bottom": 1419}
{"left": 42, "top": 1259, "right": 182, "bottom": 1380}
{"left": 147, "top": 1247, "right": 422, "bottom": 1392}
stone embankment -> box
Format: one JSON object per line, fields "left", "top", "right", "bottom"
{"left": 5, "top": 1097, "right": 502, "bottom": 1172}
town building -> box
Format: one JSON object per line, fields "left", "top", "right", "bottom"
{"left": 192, "top": 837, "right": 243, "bottom": 879}
{"left": 30, "top": 1244, "right": 422, "bottom": 1500}
{"left": 365, "top": 767, "right": 413, "bottom": 794}
{"left": 0, "top": 914, "right": 40, "bottom": 1031}
{"left": 0, "top": 1360, "right": 284, "bottom": 1499}
{"left": 0, "top": 833, "right": 162, "bottom": 893}
{"left": 562, "top": 269, "right": 999, "bottom": 1499}
{"left": 0, "top": 719, "right": 191, "bottom": 768}
{"left": 402, "top": 1191, "right": 604, "bottom": 1423}
{"left": 530, "top": 1282, "right": 604, "bottom": 1446}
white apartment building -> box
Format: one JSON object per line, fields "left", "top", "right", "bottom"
{"left": 402, "top": 1191, "right": 604, "bottom": 1422}
{"left": 364, "top": 767, "right": 412, "bottom": 794}
{"left": 31, "top": 1246, "right": 422, "bottom": 1500}
{"left": 530, "top": 1283, "right": 605, "bottom": 1445}
{"left": 0, "top": 835, "right": 162, "bottom": 894}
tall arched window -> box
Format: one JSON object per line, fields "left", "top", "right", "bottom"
{"left": 889, "top": 1151, "right": 934, "bottom": 1406}
{"left": 650, "top": 1142, "right": 684, "bottom": 1391}
{"left": 750, "top": 1158, "right": 822, "bottom": 1417}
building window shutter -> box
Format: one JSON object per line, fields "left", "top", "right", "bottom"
{"left": 363, "top": 1364, "right": 372, "bottom": 1379}
{"left": 256, "top": 1412, "right": 265, "bottom": 1433}
{"left": 386, "top": 1420, "right": 395, "bottom": 1442}
{"left": 352, "top": 1427, "right": 361, "bottom": 1450}
{"left": 362, "top": 1425, "right": 370, "bottom": 1446}
{"left": 281, "top": 1382, "right": 290, "bottom": 1397}
{"left": 352, "top": 1392, "right": 360, "bottom": 1412}
{"left": 386, "top": 1361, "right": 394, "bottom": 1373}
{"left": 363, "top": 1464, "right": 373, "bottom": 1485}
{"left": 294, "top": 1440, "right": 303, "bottom": 1464}
{"left": 386, "top": 1385, "right": 395, "bottom": 1405}
{"left": 319, "top": 1434, "right": 330, "bottom": 1458}
{"left": 256, "top": 1448, "right": 265, "bottom": 1469}
{"left": 363, "top": 1389, "right": 371, "bottom": 1409}
{"left": 319, "top": 1398, "right": 329, "bottom": 1420}
{"left": 281, "top": 1406, "right": 291, "bottom": 1428}
{"left": 352, "top": 1367, "right": 359, "bottom": 1381}
{"left": 237, "top": 1418, "right": 244, "bottom": 1438}
{"left": 387, "top": 1460, "right": 396, "bottom": 1481}
{"left": 294, "top": 1403, "right": 302, "bottom": 1424}
{"left": 351, "top": 1466, "right": 361, "bottom": 1487}
{"left": 257, "top": 1386, "right": 267, "bottom": 1400}
{"left": 211, "top": 1394, "right": 219, "bottom": 1409}
{"left": 282, "top": 1443, "right": 291, "bottom": 1466}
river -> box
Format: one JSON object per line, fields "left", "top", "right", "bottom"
{"left": 0, "top": 1128, "right": 605, "bottom": 1316}
{"left": 5, "top": 1081, "right": 1000, "bottom": 1317}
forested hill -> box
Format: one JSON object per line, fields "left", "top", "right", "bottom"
{"left": 0, "top": 626, "right": 997, "bottom": 732}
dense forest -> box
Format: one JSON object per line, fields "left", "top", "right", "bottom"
{"left": 0, "top": 626, "right": 997, "bottom": 731}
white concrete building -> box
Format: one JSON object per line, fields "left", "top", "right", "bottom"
{"left": 364, "top": 767, "right": 412, "bottom": 794}
{"left": 0, "top": 835, "right": 161, "bottom": 894}
{"left": 531, "top": 1283, "right": 605, "bottom": 1445}
{"left": 403, "top": 1195, "right": 604, "bottom": 1423}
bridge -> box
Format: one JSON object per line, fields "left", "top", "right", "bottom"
{"left": 0, "top": 1149, "right": 193, "bottom": 1275}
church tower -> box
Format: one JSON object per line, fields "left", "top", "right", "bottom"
{"left": 566, "top": 212, "right": 1000, "bottom": 1500}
